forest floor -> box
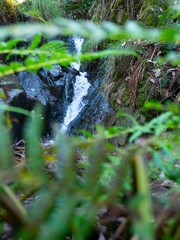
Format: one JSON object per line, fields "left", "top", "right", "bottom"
{"left": 5, "top": 137, "right": 179, "bottom": 240}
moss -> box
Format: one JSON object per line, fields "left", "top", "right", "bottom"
{"left": 0, "top": 1, "right": 47, "bottom": 25}
{"left": 0, "top": 1, "right": 19, "bottom": 25}
{"left": 138, "top": 6, "right": 159, "bottom": 26}
{"left": 23, "top": 10, "right": 47, "bottom": 23}
{"left": 138, "top": 0, "right": 170, "bottom": 27}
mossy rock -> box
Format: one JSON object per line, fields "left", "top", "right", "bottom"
{"left": 23, "top": 11, "right": 47, "bottom": 23}
{"left": 0, "top": 1, "right": 46, "bottom": 25}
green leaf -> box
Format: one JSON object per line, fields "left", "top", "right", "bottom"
{"left": 143, "top": 101, "right": 162, "bottom": 111}
{"left": 129, "top": 129, "right": 145, "bottom": 143}
{"left": 106, "top": 127, "right": 119, "bottom": 135}
{"left": 25, "top": 105, "right": 44, "bottom": 175}
{"left": 25, "top": 57, "right": 40, "bottom": 73}
{"left": 6, "top": 39, "right": 22, "bottom": 49}
{"left": 78, "top": 130, "right": 94, "bottom": 139}
{"left": 29, "top": 34, "right": 42, "bottom": 50}
{"left": 9, "top": 62, "right": 23, "bottom": 71}
{"left": 38, "top": 54, "right": 48, "bottom": 63}
{"left": 0, "top": 114, "right": 13, "bottom": 169}
{"left": 0, "top": 42, "right": 7, "bottom": 50}
{"left": 0, "top": 104, "right": 32, "bottom": 117}
{"left": 39, "top": 40, "right": 66, "bottom": 52}
{"left": 0, "top": 65, "right": 11, "bottom": 74}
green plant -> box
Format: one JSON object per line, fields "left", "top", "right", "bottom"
{"left": 0, "top": 103, "right": 179, "bottom": 239}
{"left": 0, "top": 30, "right": 138, "bottom": 78}
{"left": 59, "top": 0, "right": 100, "bottom": 19}
{"left": 0, "top": 3, "right": 179, "bottom": 239}
{"left": 0, "top": 19, "right": 179, "bottom": 79}
{"left": 18, "top": 0, "right": 62, "bottom": 20}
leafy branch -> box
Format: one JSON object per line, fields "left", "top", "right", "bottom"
{"left": 71, "top": 111, "right": 179, "bottom": 148}
{"left": 0, "top": 36, "right": 138, "bottom": 77}
{"left": 0, "top": 104, "right": 32, "bottom": 117}
{"left": 0, "top": 19, "right": 179, "bottom": 43}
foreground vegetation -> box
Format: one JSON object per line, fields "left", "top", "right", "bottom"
{"left": 0, "top": 0, "right": 179, "bottom": 239}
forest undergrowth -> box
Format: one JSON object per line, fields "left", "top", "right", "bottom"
{"left": 0, "top": 0, "right": 179, "bottom": 239}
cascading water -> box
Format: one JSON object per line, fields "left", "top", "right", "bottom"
{"left": 61, "top": 37, "right": 91, "bottom": 132}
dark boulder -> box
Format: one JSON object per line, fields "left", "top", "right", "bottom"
{"left": 7, "top": 89, "right": 37, "bottom": 140}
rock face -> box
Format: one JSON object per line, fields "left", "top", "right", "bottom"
{"left": 16, "top": 66, "right": 78, "bottom": 126}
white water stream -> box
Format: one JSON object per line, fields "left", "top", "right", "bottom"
{"left": 61, "top": 37, "right": 91, "bottom": 132}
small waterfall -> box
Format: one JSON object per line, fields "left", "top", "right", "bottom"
{"left": 71, "top": 37, "right": 84, "bottom": 71}
{"left": 61, "top": 37, "right": 91, "bottom": 132}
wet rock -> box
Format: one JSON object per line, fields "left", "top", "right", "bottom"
{"left": 16, "top": 65, "right": 77, "bottom": 126}
{"left": 49, "top": 65, "right": 63, "bottom": 79}
{"left": 17, "top": 71, "right": 55, "bottom": 105}
{"left": 63, "top": 66, "right": 79, "bottom": 76}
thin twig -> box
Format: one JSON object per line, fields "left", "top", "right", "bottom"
{"left": 161, "top": 85, "right": 180, "bottom": 103}
{"left": 109, "top": 217, "right": 128, "bottom": 240}
{"left": 150, "top": 46, "right": 157, "bottom": 61}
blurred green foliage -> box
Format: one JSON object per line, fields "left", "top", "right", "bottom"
{"left": 0, "top": 102, "right": 179, "bottom": 239}
{"left": 0, "top": 1, "right": 179, "bottom": 239}
{"left": 18, "top": 0, "right": 62, "bottom": 21}
{"left": 59, "top": 0, "right": 100, "bottom": 19}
